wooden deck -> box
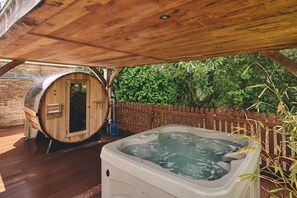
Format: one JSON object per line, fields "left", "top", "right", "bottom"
{"left": 0, "top": 125, "right": 289, "bottom": 198}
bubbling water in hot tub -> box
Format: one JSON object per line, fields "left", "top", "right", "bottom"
{"left": 121, "top": 132, "right": 243, "bottom": 181}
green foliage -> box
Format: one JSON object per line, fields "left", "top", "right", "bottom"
{"left": 208, "top": 55, "right": 256, "bottom": 109}
{"left": 113, "top": 66, "right": 177, "bottom": 104}
{"left": 113, "top": 51, "right": 297, "bottom": 112}
{"left": 204, "top": 53, "right": 296, "bottom": 112}
{"left": 164, "top": 61, "right": 214, "bottom": 107}
{"left": 75, "top": 50, "right": 296, "bottom": 112}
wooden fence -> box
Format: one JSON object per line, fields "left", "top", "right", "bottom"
{"left": 115, "top": 102, "right": 293, "bottom": 170}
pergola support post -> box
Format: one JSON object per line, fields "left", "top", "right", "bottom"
{"left": 104, "top": 68, "right": 112, "bottom": 134}
{"left": 89, "top": 67, "right": 123, "bottom": 134}
{"left": 102, "top": 67, "right": 123, "bottom": 135}
{"left": 108, "top": 68, "right": 123, "bottom": 87}
{"left": 259, "top": 50, "right": 297, "bottom": 77}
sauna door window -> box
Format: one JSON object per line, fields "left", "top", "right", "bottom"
{"left": 67, "top": 81, "right": 89, "bottom": 134}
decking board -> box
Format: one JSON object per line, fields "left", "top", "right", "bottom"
{"left": 0, "top": 125, "right": 289, "bottom": 197}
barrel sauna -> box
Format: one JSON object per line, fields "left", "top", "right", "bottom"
{"left": 24, "top": 72, "right": 109, "bottom": 143}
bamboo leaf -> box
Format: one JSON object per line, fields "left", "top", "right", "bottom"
{"left": 238, "top": 172, "right": 258, "bottom": 181}
{"left": 258, "top": 121, "right": 264, "bottom": 129}
{"left": 274, "top": 166, "right": 279, "bottom": 174}
{"left": 277, "top": 101, "right": 284, "bottom": 114}
{"left": 284, "top": 91, "right": 289, "bottom": 99}
{"left": 236, "top": 147, "right": 256, "bottom": 154}
{"left": 269, "top": 188, "right": 284, "bottom": 193}
{"left": 289, "top": 161, "right": 297, "bottom": 171}
{"left": 248, "top": 84, "right": 267, "bottom": 88}
{"left": 276, "top": 145, "right": 281, "bottom": 153}
{"left": 242, "top": 65, "right": 252, "bottom": 77}
{"left": 258, "top": 87, "right": 268, "bottom": 98}
{"left": 279, "top": 166, "right": 284, "bottom": 177}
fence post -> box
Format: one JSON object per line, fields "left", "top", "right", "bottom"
{"left": 147, "top": 105, "right": 153, "bottom": 130}
{"left": 206, "top": 108, "right": 214, "bottom": 130}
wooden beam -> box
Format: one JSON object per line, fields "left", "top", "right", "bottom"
{"left": 0, "top": 60, "right": 24, "bottom": 77}
{"left": 108, "top": 68, "right": 123, "bottom": 87}
{"left": 104, "top": 68, "right": 112, "bottom": 134}
{"left": 1, "top": 0, "right": 297, "bottom": 67}
{"left": 88, "top": 67, "right": 106, "bottom": 87}
{"left": 259, "top": 50, "right": 297, "bottom": 77}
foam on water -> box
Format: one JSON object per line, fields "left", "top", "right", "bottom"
{"left": 121, "top": 132, "right": 243, "bottom": 181}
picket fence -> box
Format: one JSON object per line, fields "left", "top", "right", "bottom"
{"left": 115, "top": 102, "right": 293, "bottom": 170}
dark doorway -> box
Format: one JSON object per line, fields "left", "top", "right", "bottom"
{"left": 69, "top": 82, "right": 87, "bottom": 133}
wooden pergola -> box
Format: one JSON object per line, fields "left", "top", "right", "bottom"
{"left": 0, "top": 2, "right": 296, "bottom": 196}
{"left": 0, "top": 0, "right": 296, "bottom": 77}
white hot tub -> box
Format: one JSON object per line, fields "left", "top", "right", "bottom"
{"left": 100, "top": 125, "right": 260, "bottom": 198}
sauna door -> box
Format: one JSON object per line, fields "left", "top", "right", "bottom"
{"left": 66, "top": 80, "right": 90, "bottom": 135}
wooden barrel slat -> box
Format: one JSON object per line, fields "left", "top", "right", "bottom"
{"left": 24, "top": 72, "right": 108, "bottom": 143}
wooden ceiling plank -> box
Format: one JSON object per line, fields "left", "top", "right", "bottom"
{"left": 51, "top": 0, "right": 254, "bottom": 43}
{"left": 143, "top": 1, "right": 295, "bottom": 51}
{"left": 259, "top": 50, "right": 297, "bottom": 77}
{"left": 22, "top": 40, "right": 87, "bottom": 60}
{"left": 1, "top": 0, "right": 297, "bottom": 68}
{"left": 47, "top": 0, "right": 192, "bottom": 40}
{"left": 0, "top": 22, "right": 33, "bottom": 51}
{"left": 155, "top": 42, "right": 297, "bottom": 62}
{"left": 4, "top": 37, "right": 57, "bottom": 58}
{"left": 158, "top": 39, "right": 297, "bottom": 61}
{"left": 28, "top": 32, "right": 165, "bottom": 62}
{"left": 93, "top": 0, "right": 257, "bottom": 46}
{"left": 140, "top": 19, "right": 297, "bottom": 60}
{"left": 43, "top": 0, "right": 212, "bottom": 51}
{"left": 46, "top": 0, "right": 296, "bottom": 54}
{"left": 91, "top": 1, "right": 297, "bottom": 55}
{"left": 0, "top": 60, "right": 25, "bottom": 77}
{"left": 164, "top": 43, "right": 297, "bottom": 64}
{"left": 25, "top": 0, "right": 77, "bottom": 24}
{"left": 0, "top": 32, "right": 157, "bottom": 66}
{"left": 17, "top": 40, "right": 127, "bottom": 63}
{"left": 31, "top": 0, "right": 113, "bottom": 35}
{"left": 0, "top": 27, "right": 34, "bottom": 61}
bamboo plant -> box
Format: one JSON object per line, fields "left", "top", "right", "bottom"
{"left": 236, "top": 63, "right": 297, "bottom": 197}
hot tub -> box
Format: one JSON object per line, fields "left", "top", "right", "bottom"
{"left": 100, "top": 125, "right": 260, "bottom": 198}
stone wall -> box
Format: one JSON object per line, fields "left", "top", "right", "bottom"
{"left": 0, "top": 63, "right": 74, "bottom": 128}
{"left": 0, "top": 79, "right": 34, "bottom": 127}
